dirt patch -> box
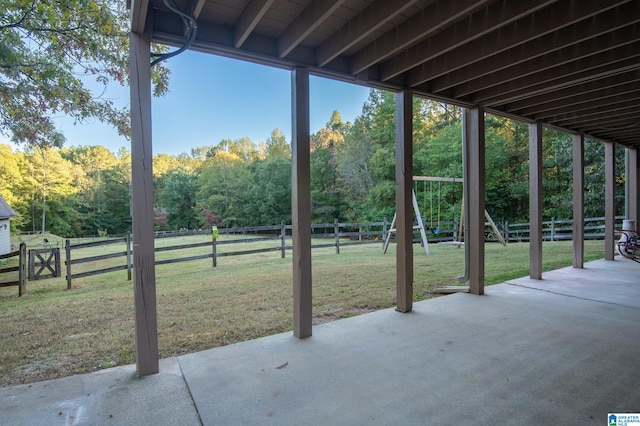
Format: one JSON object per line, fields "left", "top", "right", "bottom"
{"left": 313, "top": 306, "right": 378, "bottom": 325}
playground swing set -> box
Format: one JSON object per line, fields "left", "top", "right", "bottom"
{"left": 383, "top": 176, "right": 506, "bottom": 255}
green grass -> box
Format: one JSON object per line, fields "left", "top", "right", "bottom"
{"left": 0, "top": 238, "right": 605, "bottom": 386}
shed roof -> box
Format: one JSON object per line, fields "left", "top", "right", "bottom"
{"left": 131, "top": 0, "right": 640, "bottom": 148}
{"left": 0, "top": 195, "right": 17, "bottom": 219}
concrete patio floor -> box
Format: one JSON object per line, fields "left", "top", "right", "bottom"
{"left": 1, "top": 258, "right": 638, "bottom": 425}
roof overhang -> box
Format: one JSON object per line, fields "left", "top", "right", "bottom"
{"left": 131, "top": 0, "right": 640, "bottom": 149}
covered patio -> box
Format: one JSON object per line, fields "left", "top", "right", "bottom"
{"left": 126, "top": 0, "right": 640, "bottom": 377}
{"left": 1, "top": 258, "right": 638, "bottom": 424}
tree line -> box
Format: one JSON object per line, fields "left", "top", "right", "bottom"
{"left": 0, "top": 89, "right": 626, "bottom": 238}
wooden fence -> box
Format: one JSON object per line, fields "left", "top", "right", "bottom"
{"left": 504, "top": 216, "right": 626, "bottom": 242}
{"left": 0, "top": 243, "right": 26, "bottom": 296}
{"left": 65, "top": 236, "right": 132, "bottom": 289}
{"left": 1, "top": 216, "right": 626, "bottom": 289}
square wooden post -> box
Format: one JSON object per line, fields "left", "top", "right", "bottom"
{"left": 626, "top": 148, "right": 639, "bottom": 228}
{"left": 130, "top": 31, "right": 159, "bottom": 376}
{"left": 572, "top": 134, "right": 584, "bottom": 268}
{"left": 529, "top": 122, "right": 543, "bottom": 280}
{"left": 18, "top": 242, "right": 26, "bottom": 296}
{"left": 395, "top": 90, "right": 413, "bottom": 312}
{"left": 291, "top": 67, "right": 312, "bottom": 338}
{"left": 605, "top": 141, "right": 616, "bottom": 260}
{"left": 464, "top": 108, "right": 485, "bottom": 295}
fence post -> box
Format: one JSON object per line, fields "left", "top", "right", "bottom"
{"left": 65, "top": 239, "right": 72, "bottom": 289}
{"left": 334, "top": 219, "right": 340, "bottom": 254}
{"left": 280, "top": 221, "right": 286, "bottom": 258}
{"left": 551, "top": 217, "right": 555, "bottom": 242}
{"left": 212, "top": 226, "right": 218, "bottom": 267}
{"left": 18, "top": 243, "right": 26, "bottom": 296}
{"left": 504, "top": 221, "right": 510, "bottom": 243}
{"left": 126, "top": 233, "right": 132, "bottom": 280}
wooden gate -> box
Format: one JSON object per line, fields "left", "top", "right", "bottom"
{"left": 28, "top": 248, "right": 61, "bottom": 280}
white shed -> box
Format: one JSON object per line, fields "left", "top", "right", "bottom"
{"left": 0, "top": 195, "right": 17, "bottom": 255}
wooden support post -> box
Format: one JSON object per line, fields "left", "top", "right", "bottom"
{"left": 18, "top": 242, "right": 26, "bottom": 296}
{"left": 334, "top": 219, "right": 340, "bottom": 254}
{"left": 464, "top": 108, "right": 485, "bottom": 295}
{"left": 395, "top": 89, "right": 413, "bottom": 312}
{"left": 605, "top": 141, "right": 616, "bottom": 260}
{"left": 626, "top": 148, "right": 639, "bottom": 229}
{"left": 529, "top": 122, "right": 543, "bottom": 279}
{"left": 572, "top": 134, "right": 585, "bottom": 268}
{"left": 291, "top": 67, "right": 312, "bottom": 338}
{"left": 130, "top": 31, "right": 159, "bottom": 377}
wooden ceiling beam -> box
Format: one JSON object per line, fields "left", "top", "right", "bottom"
{"left": 505, "top": 72, "right": 640, "bottom": 111}
{"left": 556, "top": 111, "right": 640, "bottom": 129}
{"left": 518, "top": 85, "right": 640, "bottom": 117}
{"left": 348, "top": 0, "right": 486, "bottom": 75}
{"left": 278, "top": 0, "right": 346, "bottom": 58}
{"left": 316, "top": 0, "right": 420, "bottom": 67}
{"left": 589, "top": 127, "right": 640, "bottom": 140}
{"left": 548, "top": 100, "right": 640, "bottom": 124}
{"left": 533, "top": 94, "right": 640, "bottom": 121}
{"left": 234, "top": 0, "right": 275, "bottom": 48}
{"left": 378, "top": 0, "right": 558, "bottom": 82}
{"left": 477, "top": 55, "right": 640, "bottom": 106}
{"left": 463, "top": 37, "right": 640, "bottom": 102}
{"left": 587, "top": 122, "right": 640, "bottom": 134}
{"left": 428, "top": 5, "right": 640, "bottom": 94}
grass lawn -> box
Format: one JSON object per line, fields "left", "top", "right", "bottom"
{"left": 0, "top": 238, "right": 606, "bottom": 386}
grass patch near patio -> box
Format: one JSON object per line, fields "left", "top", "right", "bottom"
{"left": 0, "top": 239, "right": 605, "bottom": 386}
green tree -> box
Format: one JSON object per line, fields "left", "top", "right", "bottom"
{"left": 246, "top": 158, "right": 291, "bottom": 225}
{"left": 0, "top": 144, "right": 29, "bottom": 228}
{"left": 484, "top": 115, "right": 530, "bottom": 223}
{"left": 205, "top": 138, "right": 261, "bottom": 163}
{"left": 360, "top": 90, "right": 397, "bottom": 220}
{"left": 310, "top": 112, "right": 346, "bottom": 222}
{"left": 336, "top": 116, "right": 374, "bottom": 221}
{"left": 0, "top": 0, "right": 169, "bottom": 147}
{"left": 24, "top": 146, "right": 79, "bottom": 234}
{"left": 159, "top": 169, "right": 199, "bottom": 229}
{"left": 91, "top": 158, "right": 131, "bottom": 235}
{"left": 197, "top": 151, "right": 252, "bottom": 227}
{"left": 264, "top": 129, "right": 291, "bottom": 160}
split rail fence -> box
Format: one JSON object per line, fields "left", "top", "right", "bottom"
{"left": 0, "top": 243, "right": 26, "bottom": 296}
{"left": 0, "top": 215, "right": 626, "bottom": 291}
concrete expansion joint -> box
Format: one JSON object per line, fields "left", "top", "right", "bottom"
{"left": 177, "top": 357, "right": 204, "bottom": 426}
{"left": 504, "top": 281, "right": 640, "bottom": 310}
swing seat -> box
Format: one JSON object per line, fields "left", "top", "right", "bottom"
{"left": 429, "top": 227, "right": 440, "bottom": 235}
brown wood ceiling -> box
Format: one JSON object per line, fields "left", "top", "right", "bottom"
{"left": 132, "top": 0, "right": 640, "bottom": 149}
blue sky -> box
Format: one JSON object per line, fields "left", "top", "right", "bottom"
{"left": 19, "top": 50, "right": 372, "bottom": 156}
